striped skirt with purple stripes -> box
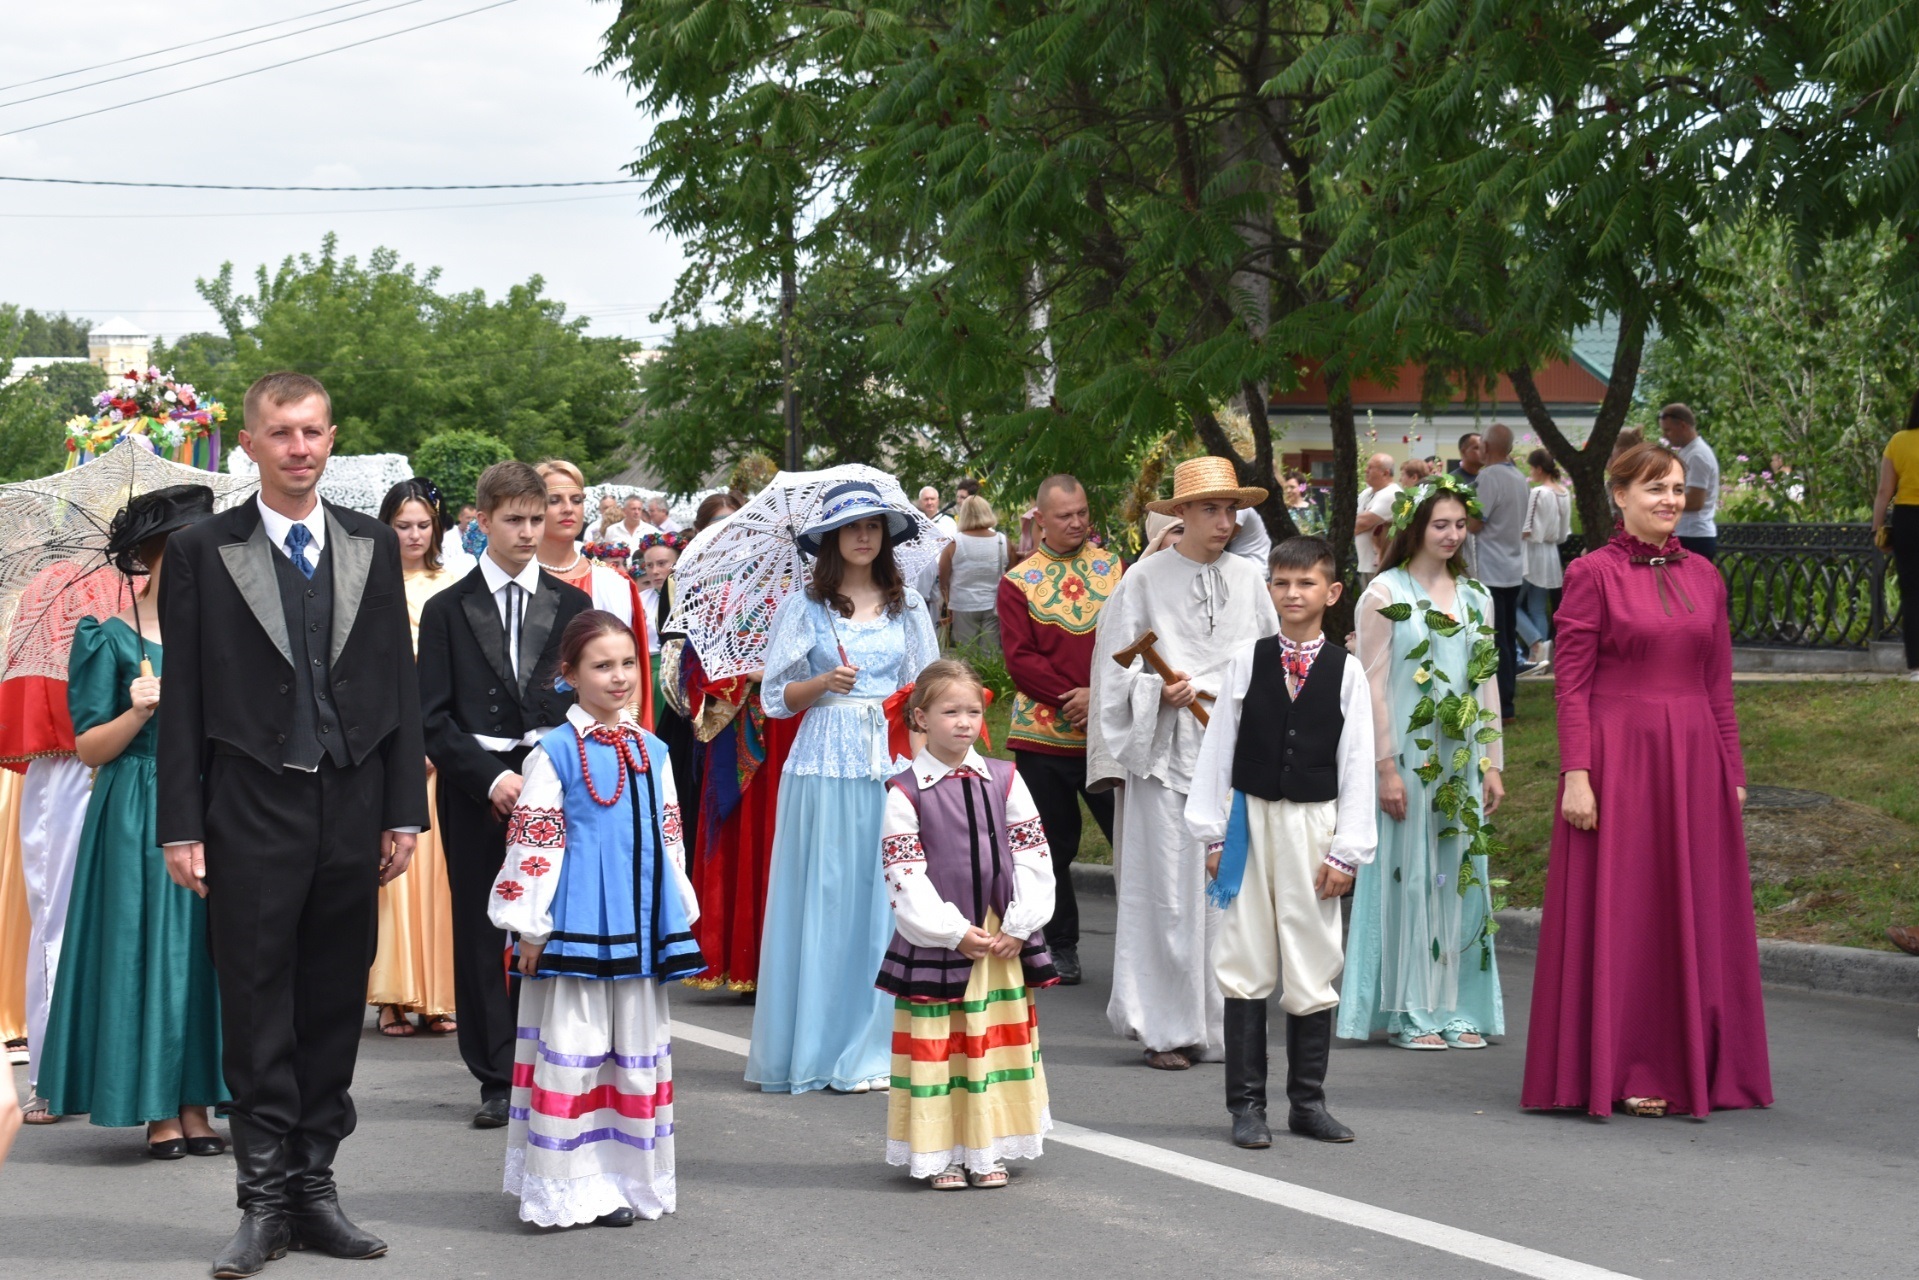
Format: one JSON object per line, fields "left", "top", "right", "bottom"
{"left": 504, "top": 974, "right": 677, "bottom": 1226}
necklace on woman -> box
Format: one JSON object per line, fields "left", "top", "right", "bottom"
{"left": 538, "top": 550, "right": 582, "bottom": 575}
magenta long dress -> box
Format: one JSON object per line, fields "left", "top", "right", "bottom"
{"left": 1520, "top": 529, "right": 1773, "bottom": 1117}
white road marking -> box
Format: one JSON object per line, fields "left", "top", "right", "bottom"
{"left": 675, "top": 1019, "right": 1637, "bottom": 1280}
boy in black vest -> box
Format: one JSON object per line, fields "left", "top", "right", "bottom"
{"left": 1184, "top": 536, "right": 1377, "bottom": 1149}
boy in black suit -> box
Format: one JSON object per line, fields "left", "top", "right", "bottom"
{"left": 418, "top": 461, "right": 590, "bottom": 1127}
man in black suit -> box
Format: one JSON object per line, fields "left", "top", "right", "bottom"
{"left": 417, "top": 461, "right": 589, "bottom": 1128}
{"left": 158, "top": 372, "right": 428, "bottom": 1278}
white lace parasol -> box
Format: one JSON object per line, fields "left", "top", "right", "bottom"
{"left": 0, "top": 440, "right": 257, "bottom": 682}
{"left": 667, "top": 464, "right": 949, "bottom": 681}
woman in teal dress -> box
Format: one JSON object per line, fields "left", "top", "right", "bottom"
{"left": 38, "top": 485, "right": 228, "bottom": 1156}
{"left": 1341, "top": 474, "right": 1508, "bottom": 1050}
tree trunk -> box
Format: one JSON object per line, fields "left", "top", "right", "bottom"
{"left": 779, "top": 214, "right": 801, "bottom": 471}
{"left": 1507, "top": 307, "right": 1649, "bottom": 550}
{"left": 1325, "top": 383, "right": 1360, "bottom": 641}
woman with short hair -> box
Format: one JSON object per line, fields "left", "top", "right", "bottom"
{"left": 938, "top": 494, "right": 1008, "bottom": 657}
{"left": 1872, "top": 399, "right": 1919, "bottom": 681}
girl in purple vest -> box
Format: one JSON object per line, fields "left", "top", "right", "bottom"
{"left": 879, "top": 659, "right": 1057, "bottom": 1189}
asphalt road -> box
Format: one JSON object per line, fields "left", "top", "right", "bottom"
{"left": 6, "top": 894, "right": 1918, "bottom": 1279}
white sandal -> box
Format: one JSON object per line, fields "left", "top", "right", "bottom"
{"left": 930, "top": 1165, "right": 967, "bottom": 1190}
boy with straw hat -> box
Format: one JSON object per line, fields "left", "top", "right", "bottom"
{"left": 1087, "top": 456, "right": 1277, "bottom": 1070}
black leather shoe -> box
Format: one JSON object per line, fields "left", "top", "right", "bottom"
{"left": 211, "top": 1118, "right": 291, "bottom": 1279}
{"left": 285, "top": 1132, "right": 387, "bottom": 1259}
{"left": 1051, "top": 945, "right": 1082, "bottom": 986}
{"left": 148, "top": 1137, "right": 188, "bottom": 1160}
{"left": 473, "top": 1098, "right": 510, "bottom": 1128}
{"left": 1285, "top": 1009, "right": 1355, "bottom": 1143}
{"left": 596, "top": 1207, "right": 636, "bottom": 1227}
{"left": 188, "top": 1134, "right": 229, "bottom": 1157}
{"left": 1223, "top": 997, "right": 1271, "bottom": 1148}
{"left": 1231, "top": 1107, "right": 1272, "bottom": 1149}
{"left": 213, "top": 1209, "right": 293, "bottom": 1278}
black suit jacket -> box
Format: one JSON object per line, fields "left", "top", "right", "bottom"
{"left": 417, "top": 564, "right": 590, "bottom": 805}
{"left": 156, "top": 499, "right": 430, "bottom": 844}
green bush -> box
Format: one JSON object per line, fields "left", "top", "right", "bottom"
{"left": 412, "top": 430, "right": 514, "bottom": 509}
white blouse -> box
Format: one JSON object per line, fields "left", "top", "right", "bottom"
{"left": 880, "top": 748, "right": 1055, "bottom": 948}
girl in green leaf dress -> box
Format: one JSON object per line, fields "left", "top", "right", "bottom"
{"left": 1340, "top": 477, "right": 1507, "bottom": 1050}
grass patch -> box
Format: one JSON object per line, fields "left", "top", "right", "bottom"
{"left": 1495, "top": 680, "right": 1919, "bottom": 950}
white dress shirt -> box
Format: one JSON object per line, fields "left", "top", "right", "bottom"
{"left": 1184, "top": 634, "right": 1379, "bottom": 872}
{"left": 256, "top": 493, "right": 327, "bottom": 567}
{"left": 475, "top": 553, "right": 552, "bottom": 800}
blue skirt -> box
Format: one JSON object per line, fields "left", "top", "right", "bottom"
{"left": 744, "top": 772, "right": 894, "bottom": 1093}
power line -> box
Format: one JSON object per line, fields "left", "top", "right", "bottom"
{"left": 0, "top": 192, "right": 635, "bottom": 219}
{"left": 0, "top": 0, "right": 387, "bottom": 93}
{"left": 0, "top": 0, "right": 523, "bottom": 139}
{"left": 0, "top": 0, "right": 432, "bottom": 111}
{"left": 0, "top": 174, "right": 637, "bottom": 192}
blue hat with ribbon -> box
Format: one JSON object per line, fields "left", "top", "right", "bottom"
{"left": 795, "top": 481, "right": 919, "bottom": 557}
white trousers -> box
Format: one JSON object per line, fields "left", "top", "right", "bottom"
{"left": 1213, "top": 797, "right": 1344, "bottom": 1015}
{"left": 21, "top": 754, "right": 90, "bottom": 1087}
{"left": 1107, "top": 774, "right": 1224, "bottom": 1057}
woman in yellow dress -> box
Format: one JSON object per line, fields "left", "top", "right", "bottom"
{"left": 367, "top": 479, "right": 461, "bottom": 1036}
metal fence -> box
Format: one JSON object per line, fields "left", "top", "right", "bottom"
{"left": 1715, "top": 523, "right": 1901, "bottom": 650}
{"left": 1553, "top": 523, "right": 1899, "bottom": 650}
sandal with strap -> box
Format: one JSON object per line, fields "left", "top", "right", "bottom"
{"left": 21, "top": 1092, "right": 59, "bottom": 1124}
{"left": 967, "top": 1163, "right": 1009, "bottom": 1189}
{"left": 377, "top": 1006, "right": 417, "bottom": 1037}
{"left": 423, "top": 1015, "right": 457, "bottom": 1035}
{"left": 1389, "top": 1031, "right": 1448, "bottom": 1051}
{"left": 1440, "top": 1028, "right": 1487, "bottom": 1050}
{"left": 929, "top": 1165, "right": 968, "bottom": 1191}
{"left": 1621, "top": 1096, "right": 1669, "bottom": 1118}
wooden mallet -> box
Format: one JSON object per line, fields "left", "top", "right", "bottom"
{"left": 1112, "top": 628, "right": 1208, "bottom": 726}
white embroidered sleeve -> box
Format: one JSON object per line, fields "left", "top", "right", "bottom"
{"left": 1329, "top": 658, "right": 1381, "bottom": 869}
{"left": 881, "top": 784, "right": 971, "bottom": 950}
{"left": 652, "top": 739, "right": 700, "bottom": 925}
{"left": 488, "top": 745, "right": 566, "bottom": 944}
{"left": 998, "top": 771, "right": 1055, "bottom": 941}
{"left": 1183, "top": 648, "right": 1252, "bottom": 852}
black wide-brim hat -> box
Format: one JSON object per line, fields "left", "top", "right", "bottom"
{"left": 106, "top": 483, "right": 217, "bottom": 575}
{"left": 795, "top": 481, "right": 919, "bottom": 557}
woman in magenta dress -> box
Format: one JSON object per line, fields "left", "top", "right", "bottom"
{"left": 1521, "top": 442, "right": 1772, "bottom": 1119}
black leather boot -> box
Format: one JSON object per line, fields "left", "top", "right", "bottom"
{"left": 1285, "top": 1009, "right": 1355, "bottom": 1142}
{"left": 284, "top": 1132, "right": 388, "bottom": 1259}
{"left": 211, "top": 1119, "right": 293, "bottom": 1279}
{"left": 1223, "top": 997, "right": 1271, "bottom": 1148}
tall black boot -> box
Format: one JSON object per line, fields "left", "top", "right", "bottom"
{"left": 211, "top": 1118, "right": 293, "bottom": 1279}
{"left": 284, "top": 1132, "right": 388, "bottom": 1259}
{"left": 1285, "top": 1009, "right": 1355, "bottom": 1142}
{"left": 1223, "top": 997, "right": 1271, "bottom": 1148}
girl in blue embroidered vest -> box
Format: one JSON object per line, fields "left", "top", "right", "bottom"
{"left": 880, "top": 659, "right": 1056, "bottom": 1190}
{"left": 488, "top": 610, "right": 703, "bottom": 1228}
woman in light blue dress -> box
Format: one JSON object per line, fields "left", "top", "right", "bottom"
{"left": 745, "top": 482, "right": 940, "bottom": 1093}
{"left": 1341, "top": 476, "right": 1507, "bottom": 1050}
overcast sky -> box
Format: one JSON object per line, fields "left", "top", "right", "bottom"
{"left": 0, "top": 0, "right": 687, "bottom": 344}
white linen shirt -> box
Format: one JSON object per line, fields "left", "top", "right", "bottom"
{"left": 255, "top": 494, "right": 326, "bottom": 565}
{"left": 880, "top": 747, "right": 1055, "bottom": 949}
{"left": 1184, "top": 636, "right": 1379, "bottom": 872}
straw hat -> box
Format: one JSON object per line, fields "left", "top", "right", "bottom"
{"left": 1145, "top": 456, "right": 1268, "bottom": 515}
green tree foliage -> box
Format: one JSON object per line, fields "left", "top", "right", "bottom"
{"left": 413, "top": 430, "right": 516, "bottom": 511}
{"left": 1642, "top": 222, "right": 1916, "bottom": 521}
{"left": 1288, "top": 0, "right": 1825, "bottom": 548}
{"left": 175, "top": 234, "right": 643, "bottom": 470}
{"left": 0, "top": 307, "right": 80, "bottom": 482}
{"left": 635, "top": 255, "right": 955, "bottom": 492}
{"left": 7, "top": 308, "right": 92, "bottom": 358}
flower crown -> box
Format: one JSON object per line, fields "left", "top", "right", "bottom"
{"left": 1388, "top": 471, "right": 1484, "bottom": 537}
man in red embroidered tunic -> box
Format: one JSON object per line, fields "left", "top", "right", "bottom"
{"left": 995, "top": 474, "right": 1123, "bottom": 984}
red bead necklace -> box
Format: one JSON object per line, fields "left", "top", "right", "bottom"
{"left": 576, "top": 722, "right": 647, "bottom": 807}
